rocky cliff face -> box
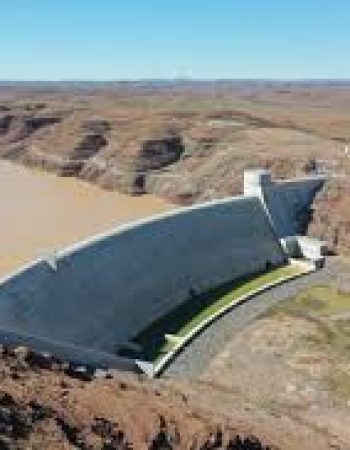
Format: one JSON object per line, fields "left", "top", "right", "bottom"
{"left": 0, "top": 109, "right": 187, "bottom": 195}
{"left": 0, "top": 114, "right": 62, "bottom": 143}
{"left": 308, "top": 174, "right": 350, "bottom": 255}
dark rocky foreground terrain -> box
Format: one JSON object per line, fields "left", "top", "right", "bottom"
{"left": 1, "top": 326, "right": 347, "bottom": 450}
{"left": 0, "top": 82, "right": 350, "bottom": 253}
{"left": 0, "top": 345, "right": 283, "bottom": 449}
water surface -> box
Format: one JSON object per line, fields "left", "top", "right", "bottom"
{"left": 0, "top": 160, "right": 172, "bottom": 276}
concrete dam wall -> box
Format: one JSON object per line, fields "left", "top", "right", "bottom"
{"left": 0, "top": 169, "right": 325, "bottom": 369}
{"left": 0, "top": 195, "right": 285, "bottom": 367}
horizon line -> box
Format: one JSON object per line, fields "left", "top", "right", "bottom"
{"left": 1, "top": 78, "right": 350, "bottom": 85}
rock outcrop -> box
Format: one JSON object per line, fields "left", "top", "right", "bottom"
{"left": 0, "top": 114, "right": 61, "bottom": 143}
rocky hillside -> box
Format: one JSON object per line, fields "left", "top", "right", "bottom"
{"left": 0, "top": 344, "right": 284, "bottom": 449}
{"left": 1, "top": 83, "right": 350, "bottom": 251}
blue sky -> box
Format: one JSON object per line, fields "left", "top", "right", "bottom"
{"left": 1, "top": 0, "right": 349, "bottom": 80}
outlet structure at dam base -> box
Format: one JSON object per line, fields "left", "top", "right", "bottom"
{"left": 0, "top": 169, "right": 326, "bottom": 373}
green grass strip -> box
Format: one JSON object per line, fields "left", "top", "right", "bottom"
{"left": 133, "top": 264, "right": 303, "bottom": 362}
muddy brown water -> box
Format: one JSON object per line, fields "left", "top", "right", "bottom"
{"left": 0, "top": 160, "right": 173, "bottom": 276}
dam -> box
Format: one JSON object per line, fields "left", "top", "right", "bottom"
{"left": 0, "top": 167, "right": 326, "bottom": 373}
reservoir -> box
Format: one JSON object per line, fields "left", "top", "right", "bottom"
{"left": 0, "top": 160, "right": 172, "bottom": 276}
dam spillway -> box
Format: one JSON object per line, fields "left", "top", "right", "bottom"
{"left": 0, "top": 169, "right": 325, "bottom": 371}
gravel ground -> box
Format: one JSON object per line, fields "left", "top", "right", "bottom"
{"left": 163, "top": 258, "right": 344, "bottom": 379}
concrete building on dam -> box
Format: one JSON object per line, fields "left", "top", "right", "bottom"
{"left": 0, "top": 169, "right": 326, "bottom": 373}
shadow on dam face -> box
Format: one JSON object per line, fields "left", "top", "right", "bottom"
{"left": 0, "top": 194, "right": 286, "bottom": 371}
